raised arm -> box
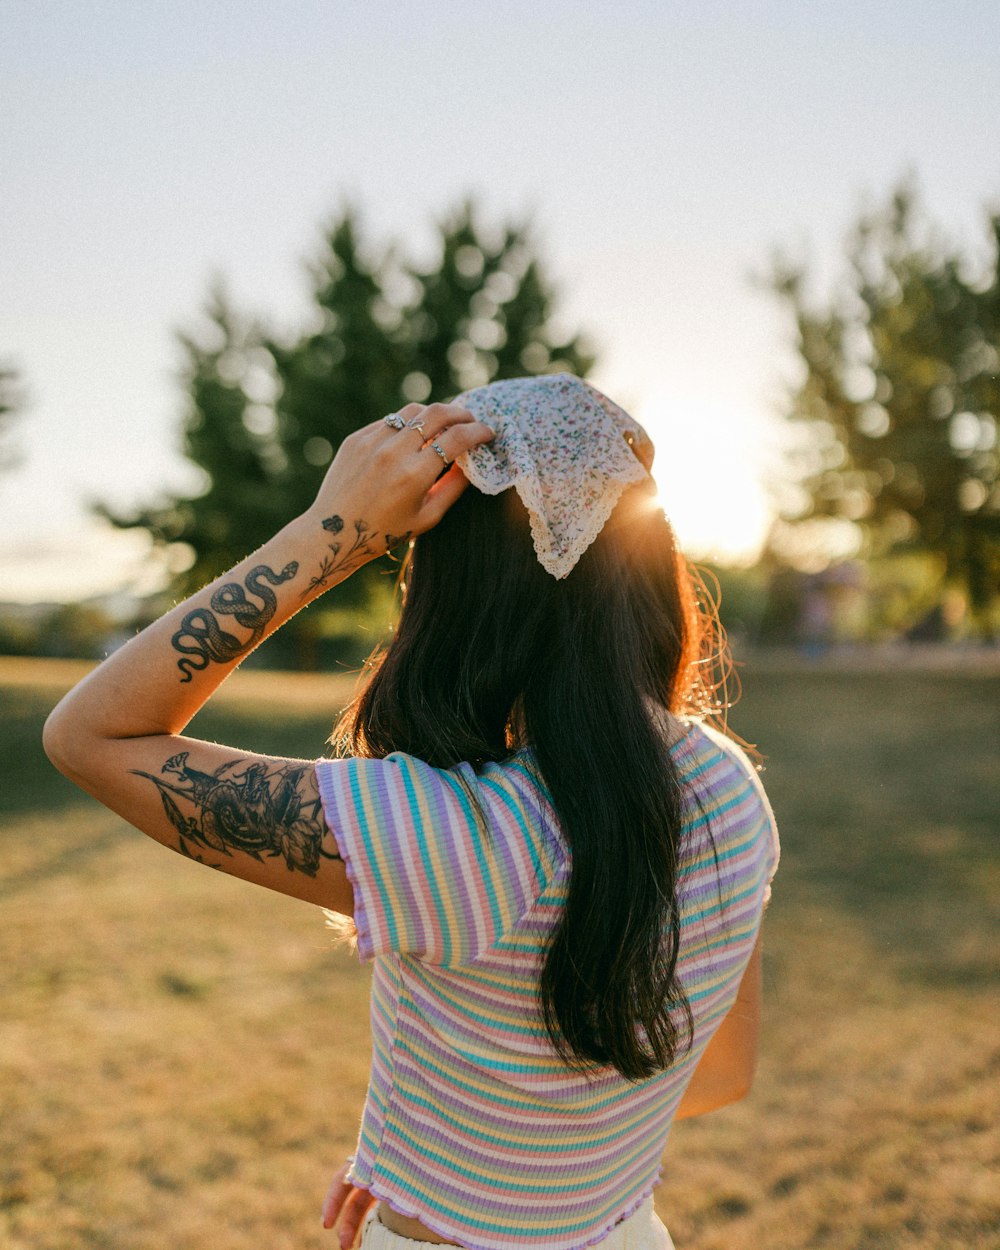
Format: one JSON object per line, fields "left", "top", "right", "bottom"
{"left": 43, "top": 403, "right": 494, "bottom": 908}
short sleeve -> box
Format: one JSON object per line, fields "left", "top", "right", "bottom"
{"left": 695, "top": 724, "right": 781, "bottom": 908}
{"left": 745, "top": 764, "right": 780, "bottom": 908}
{"left": 313, "top": 752, "right": 553, "bottom": 966}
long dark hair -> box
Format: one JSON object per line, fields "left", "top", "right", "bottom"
{"left": 332, "top": 475, "right": 729, "bottom": 1081}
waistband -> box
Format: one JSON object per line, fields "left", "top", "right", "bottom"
{"left": 358, "top": 1196, "right": 674, "bottom": 1250}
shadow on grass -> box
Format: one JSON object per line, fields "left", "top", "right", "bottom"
{"left": 1, "top": 689, "right": 88, "bottom": 817}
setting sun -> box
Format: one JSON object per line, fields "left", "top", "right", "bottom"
{"left": 635, "top": 388, "right": 774, "bottom": 566}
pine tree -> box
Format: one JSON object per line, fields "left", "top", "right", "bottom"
{"left": 100, "top": 198, "right": 597, "bottom": 666}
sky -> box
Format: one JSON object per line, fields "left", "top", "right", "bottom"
{"left": 2, "top": 0, "right": 999, "bottom": 603}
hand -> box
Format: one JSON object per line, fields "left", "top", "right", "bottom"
{"left": 307, "top": 403, "right": 495, "bottom": 549}
{"left": 322, "top": 1157, "right": 378, "bottom": 1249}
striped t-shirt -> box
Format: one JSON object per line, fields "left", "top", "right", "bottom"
{"left": 314, "top": 719, "right": 779, "bottom": 1250}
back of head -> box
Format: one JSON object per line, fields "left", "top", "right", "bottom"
{"left": 343, "top": 477, "right": 702, "bottom": 764}
{"left": 336, "top": 381, "right": 723, "bottom": 1080}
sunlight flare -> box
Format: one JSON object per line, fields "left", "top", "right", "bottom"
{"left": 636, "top": 388, "right": 773, "bottom": 566}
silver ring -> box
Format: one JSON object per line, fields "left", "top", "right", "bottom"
{"left": 429, "top": 440, "right": 451, "bottom": 466}
{"left": 383, "top": 412, "right": 407, "bottom": 430}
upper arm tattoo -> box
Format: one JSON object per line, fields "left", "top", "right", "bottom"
{"left": 131, "top": 752, "right": 341, "bottom": 874}
{"left": 171, "top": 562, "right": 299, "bottom": 683}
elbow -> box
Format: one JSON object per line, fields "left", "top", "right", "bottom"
{"left": 42, "top": 705, "right": 74, "bottom": 776}
{"left": 43, "top": 701, "right": 91, "bottom": 780}
{"left": 708, "top": 1067, "right": 756, "bottom": 1112}
{"left": 728, "top": 1047, "right": 759, "bottom": 1104}
{"left": 675, "top": 1050, "right": 758, "bottom": 1120}
{"left": 682, "top": 1073, "right": 755, "bottom": 1119}
{"left": 726, "top": 1070, "right": 755, "bottom": 1106}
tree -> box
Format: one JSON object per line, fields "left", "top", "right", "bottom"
{"left": 100, "top": 198, "right": 596, "bottom": 667}
{"left": 761, "top": 173, "right": 1000, "bottom": 635}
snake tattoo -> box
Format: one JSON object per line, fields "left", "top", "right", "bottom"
{"left": 171, "top": 562, "right": 299, "bottom": 683}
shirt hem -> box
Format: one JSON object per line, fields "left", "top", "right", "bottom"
{"left": 346, "top": 1171, "right": 662, "bottom": 1250}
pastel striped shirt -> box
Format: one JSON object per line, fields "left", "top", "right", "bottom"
{"left": 314, "top": 719, "right": 779, "bottom": 1250}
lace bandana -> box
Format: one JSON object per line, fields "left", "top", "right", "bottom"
{"left": 451, "top": 373, "right": 654, "bottom": 579}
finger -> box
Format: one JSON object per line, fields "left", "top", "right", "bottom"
{"left": 402, "top": 402, "right": 478, "bottom": 445}
{"left": 364, "top": 403, "right": 424, "bottom": 449}
{"left": 340, "top": 1186, "right": 377, "bottom": 1248}
{"left": 333, "top": 1188, "right": 376, "bottom": 1250}
{"left": 322, "top": 1180, "right": 350, "bottom": 1228}
{"left": 420, "top": 417, "right": 495, "bottom": 467}
{"left": 350, "top": 1200, "right": 378, "bottom": 1250}
{"left": 412, "top": 420, "right": 493, "bottom": 521}
{"left": 369, "top": 403, "right": 479, "bottom": 464}
{"left": 415, "top": 463, "right": 470, "bottom": 531}
{"left": 321, "top": 1161, "right": 354, "bottom": 1229}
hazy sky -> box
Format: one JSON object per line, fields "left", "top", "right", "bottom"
{"left": 2, "top": 0, "right": 998, "bottom": 602}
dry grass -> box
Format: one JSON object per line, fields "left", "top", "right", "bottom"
{"left": 1, "top": 657, "right": 997, "bottom": 1249}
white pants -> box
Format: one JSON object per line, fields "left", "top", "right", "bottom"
{"left": 358, "top": 1196, "right": 675, "bottom": 1250}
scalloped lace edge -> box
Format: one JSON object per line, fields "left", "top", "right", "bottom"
{"left": 455, "top": 454, "right": 650, "bottom": 580}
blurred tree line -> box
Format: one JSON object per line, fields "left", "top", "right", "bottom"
{"left": 0, "top": 600, "right": 120, "bottom": 660}
{"left": 759, "top": 171, "right": 1000, "bottom": 641}
{"left": 3, "top": 178, "right": 997, "bottom": 662}
{"left": 97, "top": 198, "right": 595, "bottom": 668}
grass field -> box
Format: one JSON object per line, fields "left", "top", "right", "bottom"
{"left": 2, "top": 655, "right": 998, "bottom": 1250}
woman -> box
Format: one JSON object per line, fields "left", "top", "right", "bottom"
{"left": 44, "top": 373, "right": 779, "bottom": 1250}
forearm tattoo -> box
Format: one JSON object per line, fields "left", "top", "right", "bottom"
{"left": 171, "top": 562, "right": 299, "bottom": 683}
{"left": 301, "top": 515, "right": 410, "bottom": 600}
{"left": 131, "top": 751, "right": 341, "bottom": 874}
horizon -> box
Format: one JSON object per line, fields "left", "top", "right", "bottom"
{"left": 2, "top": 1, "right": 998, "bottom": 603}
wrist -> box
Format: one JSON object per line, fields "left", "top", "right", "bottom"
{"left": 293, "top": 505, "right": 386, "bottom": 603}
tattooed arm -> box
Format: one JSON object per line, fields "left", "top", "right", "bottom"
{"left": 43, "top": 403, "right": 494, "bottom": 909}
